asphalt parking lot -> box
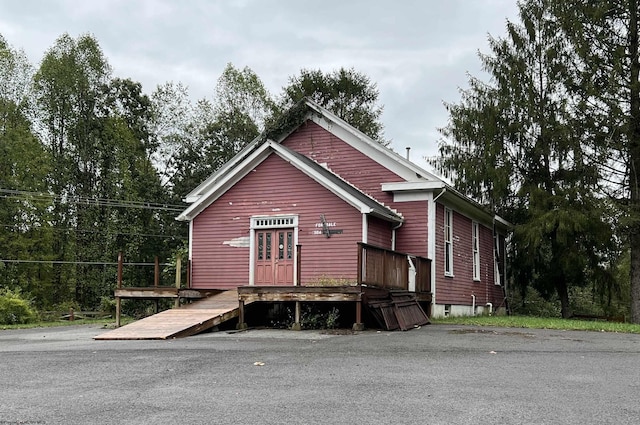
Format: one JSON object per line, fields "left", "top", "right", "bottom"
{"left": 1, "top": 324, "right": 639, "bottom": 425}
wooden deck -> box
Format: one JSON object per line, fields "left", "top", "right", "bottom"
{"left": 94, "top": 290, "right": 243, "bottom": 340}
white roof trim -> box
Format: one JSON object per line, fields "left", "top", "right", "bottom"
{"left": 176, "top": 140, "right": 402, "bottom": 223}
{"left": 183, "top": 98, "right": 445, "bottom": 203}
{"left": 177, "top": 142, "right": 272, "bottom": 220}
{"left": 177, "top": 98, "right": 509, "bottom": 230}
{"left": 381, "top": 181, "right": 446, "bottom": 192}
{"left": 304, "top": 100, "right": 442, "bottom": 182}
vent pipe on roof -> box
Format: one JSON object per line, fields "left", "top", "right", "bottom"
{"left": 406, "top": 147, "right": 411, "bottom": 160}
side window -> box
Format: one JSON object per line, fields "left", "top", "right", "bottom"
{"left": 472, "top": 222, "right": 480, "bottom": 281}
{"left": 444, "top": 208, "right": 453, "bottom": 276}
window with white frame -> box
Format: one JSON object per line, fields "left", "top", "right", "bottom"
{"left": 472, "top": 221, "right": 480, "bottom": 281}
{"left": 444, "top": 208, "right": 453, "bottom": 276}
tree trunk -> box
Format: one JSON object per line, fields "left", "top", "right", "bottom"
{"left": 557, "top": 278, "right": 572, "bottom": 319}
{"left": 629, "top": 0, "right": 640, "bottom": 323}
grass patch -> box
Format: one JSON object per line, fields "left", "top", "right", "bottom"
{"left": 0, "top": 317, "right": 134, "bottom": 330}
{"left": 432, "top": 315, "right": 640, "bottom": 334}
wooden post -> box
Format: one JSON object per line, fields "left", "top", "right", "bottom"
{"left": 292, "top": 301, "right": 302, "bottom": 331}
{"left": 116, "top": 252, "right": 123, "bottom": 327}
{"left": 353, "top": 299, "right": 364, "bottom": 331}
{"left": 117, "top": 251, "right": 123, "bottom": 289}
{"left": 296, "top": 244, "right": 302, "bottom": 285}
{"left": 187, "top": 259, "right": 191, "bottom": 288}
{"left": 154, "top": 256, "right": 160, "bottom": 287}
{"left": 237, "top": 300, "right": 247, "bottom": 330}
{"left": 115, "top": 297, "right": 121, "bottom": 328}
{"left": 174, "top": 255, "right": 182, "bottom": 308}
{"left": 357, "top": 243, "right": 363, "bottom": 285}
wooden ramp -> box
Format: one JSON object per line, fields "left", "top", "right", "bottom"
{"left": 94, "top": 290, "right": 242, "bottom": 340}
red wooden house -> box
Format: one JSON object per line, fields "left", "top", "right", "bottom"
{"left": 176, "top": 99, "right": 510, "bottom": 318}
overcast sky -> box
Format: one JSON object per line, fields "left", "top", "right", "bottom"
{"left": 0, "top": 0, "right": 519, "bottom": 167}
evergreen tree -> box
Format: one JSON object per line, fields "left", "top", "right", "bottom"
{"left": 433, "top": 0, "right": 614, "bottom": 318}
{"left": 551, "top": 0, "right": 640, "bottom": 322}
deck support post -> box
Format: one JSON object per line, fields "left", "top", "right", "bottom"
{"left": 352, "top": 297, "right": 364, "bottom": 331}
{"left": 237, "top": 300, "right": 248, "bottom": 330}
{"left": 291, "top": 301, "right": 302, "bottom": 331}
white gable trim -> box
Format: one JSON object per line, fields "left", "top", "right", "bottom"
{"left": 176, "top": 140, "right": 403, "bottom": 223}
{"left": 183, "top": 99, "right": 442, "bottom": 204}
{"left": 176, "top": 142, "right": 273, "bottom": 221}
{"left": 306, "top": 105, "right": 441, "bottom": 182}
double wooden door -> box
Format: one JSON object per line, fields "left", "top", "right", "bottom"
{"left": 255, "top": 229, "right": 294, "bottom": 285}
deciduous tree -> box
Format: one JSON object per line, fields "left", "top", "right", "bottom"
{"left": 280, "top": 67, "right": 387, "bottom": 143}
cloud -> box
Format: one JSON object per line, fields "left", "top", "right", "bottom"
{"left": 0, "top": 0, "right": 519, "bottom": 167}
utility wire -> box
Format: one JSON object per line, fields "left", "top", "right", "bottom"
{"left": 0, "top": 223, "right": 187, "bottom": 239}
{"left": 0, "top": 259, "right": 172, "bottom": 266}
{"left": 0, "top": 188, "right": 186, "bottom": 212}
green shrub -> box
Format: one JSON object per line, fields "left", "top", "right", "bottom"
{"left": 0, "top": 289, "right": 36, "bottom": 325}
{"left": 268, "top": 304, "right": 342, "bottom": 330}
{"left": 99, "top": 296, "right": 116, "bottom": 316}
{"left": 300, "top": 305, "right": 341, "bottom": 330}
{"left": 509, "top": 286, "right": 561, "bottom": 317}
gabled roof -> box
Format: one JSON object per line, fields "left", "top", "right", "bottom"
{"left": 183, "top": 98, "right": 442, "bottom": 204}
{"left": 179, "top": 98, "right": 510, "bottom": 231}
{"left": 176, "top": 140, "right": 404, "bottom": 224}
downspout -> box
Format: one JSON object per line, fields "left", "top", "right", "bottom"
{"left": 471, "top": 294, "right": 476, "bottom": 316}
{"left": 486, "top": 302, "right": 493, "bottom": 316}
{"left": 392, "top": 220, "right": 403, "bottom": 251}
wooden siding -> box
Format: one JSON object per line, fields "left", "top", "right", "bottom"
{"left": 393, "top": 200, "right": 428, "bottom": 256}
{"left": 191, "top": 153, "right": 364, "bottom": 289}
{"left": 367, "top": 216, "right": 393, "bottom": 249}
{"left": 282, "top": 121, "right": 398, "bottom": 204}
{"left": 283, "top": 121, "right": 429, "bottom": 256}
{"left": 434, "top": 203, "right": 504, "bottom": 307}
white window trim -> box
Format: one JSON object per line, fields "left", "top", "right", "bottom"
{"left": 251, "top": 215, "right": 298, "bottom": 229}
{"left": 472, "top": 221, "right": 480, "bottom": 281}
{"left": 494, "top": 234, "right": 504, "bottom": 286}
{"left": 444, "top": 207, "right": 453, "bottom": 277}
{"left": 249, "top": 215, "right": 299, "bottom": 285}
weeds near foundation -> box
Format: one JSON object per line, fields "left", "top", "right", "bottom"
{"left": 269, "top": 304, "right": 341, "bottom": 330}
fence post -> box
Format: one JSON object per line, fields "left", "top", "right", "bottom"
{"left": 117, "top": 252, "right": 123, "bottom": 289}
{"left": 174, "top": 255, "right": 182, "bottom": 308}
{"left": 116, "top": 252, "right": 122, "bottom": 328}
{"left": 154, "top": 256, "right": 160, "bottom": 287}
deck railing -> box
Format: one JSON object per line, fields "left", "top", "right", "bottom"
{"left": 413, "top": 255, "right": 432, "bottom": 293}
{"left": 357, "top": 243, "right": 431, "bottom": 292}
